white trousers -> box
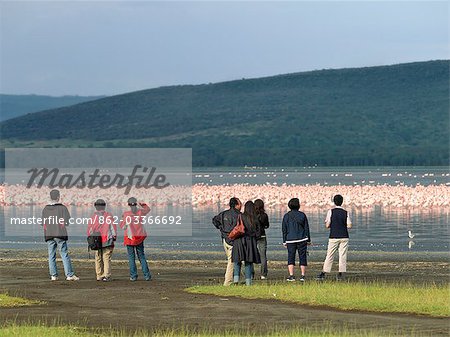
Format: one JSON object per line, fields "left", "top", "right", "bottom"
{"left": 323, "top": 238, "right": 349, "bottom": 273}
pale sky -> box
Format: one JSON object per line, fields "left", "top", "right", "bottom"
{"left": 0, "top": 1, "right": 448, "bottom": 96}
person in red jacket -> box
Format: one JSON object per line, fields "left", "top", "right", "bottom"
{"left": 120, "top": 197, "right": 151, "bottom": 281}
{"left": 87, "top": 199, "right": 117, "bottom": 281}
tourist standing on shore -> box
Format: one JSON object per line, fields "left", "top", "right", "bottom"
{"left": 254, "top": 199, "right": 269, "bottom": 280}
{"left": 212, "top": 197, "right": 242, "bottom": 286}
{"left": 87, "top": 199, "right": 117, "bottom": 281}
{"left": 232, "top": 201, "right": 261, "bottom": 286}
{"left": 316, "top": 194, "right": 352, "bottom": 281}
{"left": 120, "top": 197, "right": 151, "bottom": 281}
{"left": 282, "top": 198, "right": 311, "bottom": 282}
{"left": 41, "top": 189, "right": 79, "bottom": 281}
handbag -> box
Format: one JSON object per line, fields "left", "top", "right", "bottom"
{"left": 228, "top": 214, "right": 245, "bottom": 240}
{"left": 87, "top": 231, "right": 102, "bottom": 250}
{"left": 87, "top": 211, "right": 104, "bottom": 251}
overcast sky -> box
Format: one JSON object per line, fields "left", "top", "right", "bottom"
{"left": 0, "top": 1, "right": 448, "bottom": 96}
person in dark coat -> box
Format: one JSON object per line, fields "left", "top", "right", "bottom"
{"left": 212, "top": 197, "right": 242, "bottom": 286}
{"left": 255, "top": 199, "right": 270, "bottom": 279}
{"left": 232, "top": 201, "right": 261, "bottom": 286}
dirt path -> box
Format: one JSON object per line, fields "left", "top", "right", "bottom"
{"left": 0, "top": 258, "right": 449, "bottom": 336}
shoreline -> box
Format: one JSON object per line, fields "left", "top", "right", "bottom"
{"left": 1, "top": 247, "right": 449, "bottom": 262}
{"left": 1, "top": 257, "right": 449, "bottom": 336}
{"left": 1, "top": 248, "right": 449, "bottom": 286}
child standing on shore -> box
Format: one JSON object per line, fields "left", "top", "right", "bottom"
{"left": 316, "top": 194, "right": 352, "bottom": 281}
{"left": 120, "top": 197, "right": 152, "bottom": 281}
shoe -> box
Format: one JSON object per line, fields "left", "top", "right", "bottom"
{"left": 336, "top": 272, "right": 345, "bottom": 281}
{"left": 50, "top": 276, "right": 58, "bottom": 281}
{"left": 299, "top": 275, "right": 305, "bottom": 282}
{"left": 316, "top": 272, "right": 326, "bottom": 281}
{"left": 66, "top": 275, "right": 79, "bottom": 281}
{"left": 260, "top": 276, "right": 267, "bottom": 280}
{"left": 130, "top": 277, "right": 137, "bottom": 281}
{"left": 286, "top": 275, "right": 296, "bottom": 282}
{"left": 102, "top": 277, "right": 111, "bottom": 282}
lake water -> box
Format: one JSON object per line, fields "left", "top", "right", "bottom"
{"left": 0, "top": 167, "right": 449, "bottom": 252}
{"left": 192, "top": 166, "right": 450, "bottom": 186}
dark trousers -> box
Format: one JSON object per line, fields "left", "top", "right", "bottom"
{"left": 287, "top": 241, "right": 308, "bottom": 266}
{"left": 257, "top": 237, "right": 268, "bottom": 277}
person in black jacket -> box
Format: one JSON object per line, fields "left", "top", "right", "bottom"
{"left": 212, "top": 197, "right": 242, "bottom": 286}
{"left": 232, "top": 201, "right": 261, "bottom": 286}
{"left": 282, "top": 198, "right": 311, "bottom": 282}
{"left": 254, "top": 199, "right": 269, "bottom": 279}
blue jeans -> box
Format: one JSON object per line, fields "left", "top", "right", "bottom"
{"left": 47, "top": 238, "right": 74, "bottom": 277}
{"left": 127, "top": 242, "right": 151, "bottom": 280}
{"left": 233, "top": 261, "right": 253, "bottom": 286}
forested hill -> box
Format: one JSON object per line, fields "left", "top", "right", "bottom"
{"left": 0, "top": 94, "right": 105, "bottom": 121}
{"left": 1, "top": 60, "right": 448, "bottom": 167}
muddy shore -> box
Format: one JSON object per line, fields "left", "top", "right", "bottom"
{"left": 0, "top": 249, "right": 449, "bottom": 336}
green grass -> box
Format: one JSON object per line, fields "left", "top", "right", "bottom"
{"left": 0, "top": 325, "right": 91, "bottom": 337}
{"left": 187, "top": 281, "right": 450, "bottom": 317}
{"left": 0, "top": 323, "right": 426, "bottom": 337}
{"left": 0, "top": 293, "right": 41, "bottom": 307}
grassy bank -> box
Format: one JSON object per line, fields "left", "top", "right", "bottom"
{"left": 0, "top": 323, "right": 430, "bottom": 337}
{"left": 0, "top": 325, "right": 91, "bottom": 337}
{"left": 0, "top": 293, "right": 41, "bottom": 307}
{"left": 187, "top": 281, "right": 450, "bottom": 317}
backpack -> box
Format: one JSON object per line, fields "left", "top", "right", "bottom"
{"left": 87, "top": 232, "right": 102, "bottom": 250}
{"left": 87, "top": 211, "right": 105, "bottom": 251}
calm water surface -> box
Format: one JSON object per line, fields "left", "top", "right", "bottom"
{"left": 1, "top": 167, "right": 449, "bottom": 252}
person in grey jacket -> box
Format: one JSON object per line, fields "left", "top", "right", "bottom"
{"left": 42, "top": 189, "right": 79, "bottom": 281}
{"left": 282, "top": 198, "right": 311, "bottom": 282}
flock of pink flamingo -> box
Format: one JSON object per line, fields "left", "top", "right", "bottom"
{"left": 1, "top": 183, "right": 448, "bottom": 208}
